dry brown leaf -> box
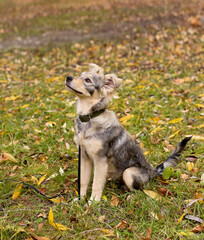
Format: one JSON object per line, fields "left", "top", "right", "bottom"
{"left": 30, "top": 235, "right": 50, "bottom": 240}
{"left": 188, "top": 16, "right": 200, "bottom": 27}
{"left": 98, "top": 215, "right": 106, "bottom": 222}
{"left": 114, "top": 220, "right": 128, "bottom": 230}
{"left": 143, "top": 227, "right": 151, "bottom": 240}
{"left": 157, "top": 187, "right": 173, "bottom": 197}
{"left": 110, "top": 195, "right": 119, "bottom": 207}
{"left": 173, "top": 78, "right": 185, "bottom": 85}
{"left": 180, "top": 174, "right": 189, "bottom": 180}
{"left": 191, "top": 223, "right": 204, "bottom": 233}
{"left": 37, "top": 222, "right": 44, "bottom": 232}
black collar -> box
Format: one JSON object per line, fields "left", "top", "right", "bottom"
{"left": 78, "top": 109, "right": 106, "bottom": 122}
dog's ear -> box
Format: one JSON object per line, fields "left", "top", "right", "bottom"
{"left": 103, "top": 74, "right": 123, "bottom": 94}
{"left": 88, "top": 63, "right": 104, "bottom": 78}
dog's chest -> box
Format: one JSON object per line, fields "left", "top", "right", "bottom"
{"left": 74, "top": 119, "right": 103, "bottom": 159}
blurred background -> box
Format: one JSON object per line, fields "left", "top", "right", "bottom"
{"left": 0, "top": 0, "right": 203, "bottom": 49}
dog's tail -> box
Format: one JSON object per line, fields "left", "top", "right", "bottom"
{"left": 152, "top": 136, "right": 192, "bottom": 178}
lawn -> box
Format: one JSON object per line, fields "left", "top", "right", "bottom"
{"left": 0, "top": 0, "right": 204, "bottom": 239}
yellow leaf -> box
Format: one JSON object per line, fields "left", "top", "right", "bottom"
{"left": 21, "top": 104, "right": 29, "bottom": 109}
{"left": 192, "top": 135, "right": 204, "bottom": 141}
{"left": 31, "top": 176, "right": 38, "bottom": 184}
{"left": 50, "top": 198, "right": 66, "bottom": 204}
{"left": 1, "top": 152, "right": 18, "bottom": 163}
{"left": 179, "top": 231, "right": 194, "bottom": 236}
{"left": 50, "top": 222, "right": 68, "bottom": 231}
{"left": 194, "top": 103, "right": 204, "bottom": 108}
{"left": 195, "top": 124, "right": 204, "bottom": 129}
{"left": 187, "top": 162, "right": 194, "bottom": 171}
{"left": 48, "top": 208, "right": 54, "bottom": 224}
{"left": 169, "top": 130, "right": 181, "bottom": 139}
{"left": 101, "top": 229, "right": 110, "bottom": 234}
{"left": 37, "top": 174, "right": 47, "bottom": 186}
{"left": 169, "top": 118, "right": 183, "bottom": 124}
{"left": 12, "top": 184, "right": 23, "bottom": 200}
{"left": 143, "top": 190, "right": 163, "bottom": 202}
{"left": 102, "top": 195, "right": 107, "bottom": 201}
{"left": 119, "top": 114, "right": 134, "bottom": 123}
{"left": 178, "top": 213, "right": 185, "bottom": 223}
{"left": 150, "top": 127, "right": 162, "bottom": 135}
{"left": 144, "top": 150, "right": 150, "bottom": 155}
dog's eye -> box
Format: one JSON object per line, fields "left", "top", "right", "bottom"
{"left": 84, "top": 78, "right": 92, "bottom": 84}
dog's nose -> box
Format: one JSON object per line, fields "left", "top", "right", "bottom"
{"left": 66, "top": 76, "right": 73, "bottom": 83}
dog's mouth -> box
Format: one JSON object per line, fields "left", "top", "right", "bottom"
{"left": 66, "top": 84, "right": 83, "bottom": 95}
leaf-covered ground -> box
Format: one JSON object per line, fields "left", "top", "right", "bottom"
{"left": 0, "top": 0, "right": 204, "bottom": 239}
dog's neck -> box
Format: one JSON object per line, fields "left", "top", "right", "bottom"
{"left": 76, "top": 97, "right": 108, "bottom": 115}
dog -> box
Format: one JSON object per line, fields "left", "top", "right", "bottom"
{"left": 65, "top": 63, "right": 191, "bottom": 202}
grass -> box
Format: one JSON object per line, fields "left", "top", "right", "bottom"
{"left": 0, "top": 0, "right": 204, "bottom": 239}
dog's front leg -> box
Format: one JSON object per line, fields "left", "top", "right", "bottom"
{"left": 90, "top": 159, "right": 108, "bottom": 202}
{"left": 80, "top": 152, "right": 93, "bottom": 198}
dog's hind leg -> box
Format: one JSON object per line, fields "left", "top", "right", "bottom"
{"left": 122, "top": 167, "right": 151, "bottom": 191}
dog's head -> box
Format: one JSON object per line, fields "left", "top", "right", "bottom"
{"left": 65, "top": 63, "right": 122, "bottom": 100}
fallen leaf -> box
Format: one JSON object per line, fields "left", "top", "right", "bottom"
{"left": 143, "top": 227, "right": 151, "bottom": 240}
{"left": 48, "top": 208, "right": 54, "bottom": 224}
{"left": 192, "top": 135, "right": 204, "bottom": 141}
{"left": 179, "top": 231, "right": 194, "bottom": 236}
{"left": 45, "top": 121, "right": 56, "bottom": 127}
{"left": 180, "top": 174, "right": 189, "bottom": 180}
{"left": 194, "top": 103, "right": 204, "bottom": 108}
{"left": 37, "top": 174, "right": 47, "bottom": 186}
{"left": 110, "top": 195, "right": 119, "bottom": 207}
{"left": 178, "top": 213, "right": 186, "bottom": 223}
{"left": 143, "top": 190, "right": 163, "bottom": 202}
{"left": 188, "top": 16, "right": 200, "bottom": 27}
{"left": 65, "top": 142, "right": 70, "bottom": 150}
{"left": 119, "top": 114, "right": 134, "bottom": 123}
{"left": 169, "top": 130, "right": 180, "bottom": 139}
{"left": 157, "top": 187, "right": 172, "bottom": 197}
{"left": 0, "top": 152, "right": 18, "bottom": 163}
{"left": 201, "top": 173, "right": 204, "bottom": 185}
{"left": 50, "top": 222, "right": 68, "bottom": 231}
{"left": 187, "top": 162, "right": 194, "bottom": 171}
{"left": 114, "top": 220, "right": 128, "bottom": 230}
{"left": 173, "top": 78, "right": 185, "bottom": 85}
{"left": 191, "top": 223, "right": 204, "bottom": 233}
{"left": 98, "top": 215, "right": 106, "bottom": 222}
{"left": 30, "top": 234, "right": 50, "bottom": 240}
{"left": 48, "top": 208, "right": 68, "bottom": 231}
{"left": 169, "top": 118, "right": 183, "bottom": 124}
{"left": 37, "top": 222, "right": 44, "bottom": 232}
{"left": 102, "top": 195, "right": 107, "bottom": 201}
{"left": 12, "top": 184, "right": 23, "bottom": 200}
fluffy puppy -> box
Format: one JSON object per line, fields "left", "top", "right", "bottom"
{"left": 65, "top": 63, "right": 191, "bottom": 201}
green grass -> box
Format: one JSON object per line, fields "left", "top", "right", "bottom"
{"left": 0, "top": 0, "right": 204, "bottom": 239}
